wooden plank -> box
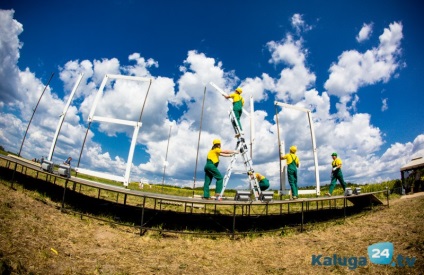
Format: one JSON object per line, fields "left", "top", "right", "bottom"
{"left": 347, "top": 194, "right": 383, "bottom": 207}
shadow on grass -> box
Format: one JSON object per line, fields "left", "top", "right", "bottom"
{"left": 1, "top": 167, "right": 380, "bottom": 234}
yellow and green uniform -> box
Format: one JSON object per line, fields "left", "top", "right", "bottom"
{"left": 329, "top": 157, "right": 346, "bottom": 194}
{"left": 229, "top": 92, "right": 244, "bottom": 130}
{"left": 255, "top": 173, "right": 270, "bottom": 191}
{"left": 203, "top": 148, "right": 223, "bottom": 198}
{"left": 282, "top": 153, "right": 299, "bottom": 197}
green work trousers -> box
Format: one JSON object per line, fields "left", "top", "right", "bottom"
{"left": 329, "top": 169, "right": 346, "bottom": 194}
{"left": 233, "top": 101, "right": 243, "bottom": 130}
{"left": 287, "top": 161, "right": 298, "bottom": 197}
{"left": 259, "top": 178, "right": 270, "bottom": 191}
{"left": 204, "top": 160, "right": 223, "bottom": 198}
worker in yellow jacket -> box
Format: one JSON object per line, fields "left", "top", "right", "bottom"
{"left": 255, "top": 172, "right": 270, "bottom": 191}
{"left": 203, "top": 139, "right": 238, "bottom": 200}
{"left": 327, "top": 152, "right": 347, "bottom": 196}
{"left": 224, "top": 87, "right": 244, "bottom": 132}
{"left": 281, "top": 146, "right": 300, "bottom": 199}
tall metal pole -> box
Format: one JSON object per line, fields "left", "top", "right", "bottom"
{"left": 275, "top": 104, "right": 285, "bottom": 199}
{"left": 249, "top": 96, "right": 254, "bottom": 159}
{"left": 77, "top": 75, "right": 109, "bottom": 173}
{"left": 18, "top": 72, "right": 54, "bottom": 157}
{"left": 48, "top": 73, "right": 83, "bottom": 161}
{"left": 306, "top": 111, "right": 321, "bottom": 196}
{"left": 124, "top": 79, "right": 152, "bottom": 187}
{"left": 192, "top": 86, "right": 206, "bottom": 196}
{"left": 76, "top": 122, "right": 92, "bottom": 171}
{"left": 137, "top": 79, "right": 152, "bottom": 123}
{"left": 161, "top": 124, "right": 172, "bottom": 191}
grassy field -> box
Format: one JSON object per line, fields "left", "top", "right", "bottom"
{"left": 0, "top": 177, "right": 423, "bottom": 274}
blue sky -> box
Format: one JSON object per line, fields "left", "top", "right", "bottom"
{"left": 1, "top": 0, "right": 423, "bottom": 191}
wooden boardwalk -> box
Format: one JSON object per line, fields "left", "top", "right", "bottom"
{"left": 0, "top": 154, "right": 387, "bottom": 236}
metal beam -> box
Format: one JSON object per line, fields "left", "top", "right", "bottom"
{"left": 91, "top": 115, "right": 139, "bottom": 127}
{"left": 106, "top": 74, "right": 151, "bottom": 82}
{"left": 274, "top": 101, "right": 310, "bottom": 113}
{"left": 209, "top": 82, "right": 250, "bottom": 117}
{"left": 249, "top": 96, "right": 255, "bottom": 159}
{"left": 75, "top": 167, "right": 125, "bottom": 182}
{"left": 48, "top": 73, "right": 83, "bottom": 161}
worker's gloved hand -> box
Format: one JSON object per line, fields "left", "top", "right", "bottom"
{"left": 332, "top": 167, "right": 337, "bottom": 171}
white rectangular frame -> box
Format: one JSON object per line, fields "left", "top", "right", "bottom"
{"left": 80, "top": 74, "right": 152, "bottom": 186}
{"left": 275, "top": 101, "right": 321, "bottom": 196}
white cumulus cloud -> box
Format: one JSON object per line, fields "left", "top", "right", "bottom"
{"left": 0, "top": 11, "right": 421, "bottom": 192}
{"left": 356, "top": 23, "right": 373, "bottom": 42}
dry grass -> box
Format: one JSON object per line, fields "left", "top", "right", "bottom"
{"left": 0, "top": 180, "right": 423, "bottom": 275}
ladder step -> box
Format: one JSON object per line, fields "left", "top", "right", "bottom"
{"left": 219, "top": 110, "right": 262, "bottom": 201}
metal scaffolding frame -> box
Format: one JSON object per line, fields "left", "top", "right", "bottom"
{"left": 75, "top": 74, "right": 152, "bottom": 187}
{"left": 275, "top": 101, "right": 321, "bottom": 196}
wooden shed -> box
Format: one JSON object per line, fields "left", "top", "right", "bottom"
{"left": 400, "top": 157, "right": 424, "bottom": 193}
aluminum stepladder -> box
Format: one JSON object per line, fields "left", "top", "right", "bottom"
{"left": 218, "top": 110, "right": 262, "bottom": 201}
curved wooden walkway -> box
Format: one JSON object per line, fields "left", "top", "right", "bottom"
{"left": 0, "top": 154, "right": 388, "bottom": 237}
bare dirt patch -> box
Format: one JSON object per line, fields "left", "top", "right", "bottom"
{"left": 399, "top": 191, "right": 424, "bottom": 200}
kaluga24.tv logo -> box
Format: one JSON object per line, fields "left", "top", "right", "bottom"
{"left": 367, "top": 242, "right": 416, "bottom": 267}
{"left": 311, "top": 242, "right": 416, "bottom": 270}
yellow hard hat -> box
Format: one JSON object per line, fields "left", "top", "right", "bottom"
{"left": 235, "top": 87, "right": 243, "bottom": 94}
{"left": 213, "top": 139, "right": 221, "bottom": 145}
{"left": 290, "top": 146, "right": 297, "bottom": 153}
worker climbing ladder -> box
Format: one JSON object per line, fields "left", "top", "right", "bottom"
{"left": 218, "top": 110, "right": 262, "bottom": 201}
